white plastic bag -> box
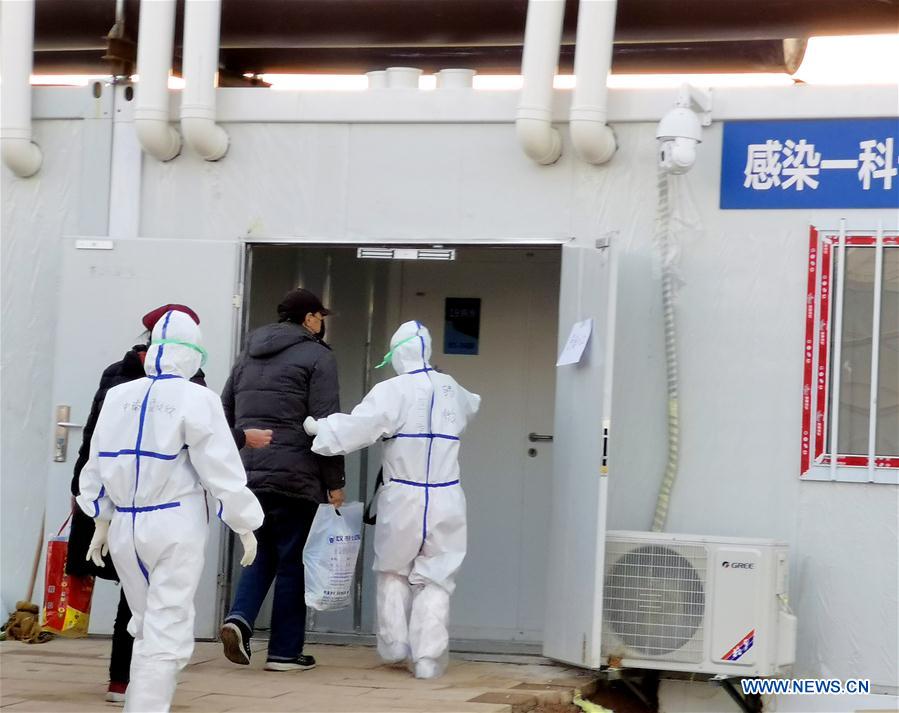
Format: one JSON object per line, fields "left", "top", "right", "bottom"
{"left": 303, "top": 502, "right": 364, "bottom": 611}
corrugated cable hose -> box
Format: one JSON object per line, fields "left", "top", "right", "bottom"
{"left": 652, "top": 166, "right": 680, "bottom": 533}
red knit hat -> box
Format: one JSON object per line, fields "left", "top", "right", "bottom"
{"left": 141, "top": 304, "right": 200, "bottom": 331}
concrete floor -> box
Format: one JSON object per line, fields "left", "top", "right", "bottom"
{"left": 0, "top": 638, "right": 598, "bottom": 712}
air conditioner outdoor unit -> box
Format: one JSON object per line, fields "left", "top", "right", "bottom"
{"left": 602, "top": 531, "right": 797, "bottom": 677}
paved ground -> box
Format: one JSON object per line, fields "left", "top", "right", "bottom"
{"left": 0, "top": 638, "right": 599, "bottom": 712}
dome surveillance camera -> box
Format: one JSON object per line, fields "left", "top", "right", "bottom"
{"left": 656, "top": 107, "right": 702, "bottom": 144}
{"left": 656, "top": 102, "right": 704, "bottom": 174}
{"left": 658, "top": 137, "right": 698, "bottom": 175}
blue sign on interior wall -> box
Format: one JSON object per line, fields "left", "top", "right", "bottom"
{"left": 444, "top": 298, "right": 480, "bottom": 356}
{"left": 721, "top": 118, "right": 899, "bottom": 209}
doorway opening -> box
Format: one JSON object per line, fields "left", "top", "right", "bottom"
{"left": 227, "top": 243, "right": 561, "bottom": 653}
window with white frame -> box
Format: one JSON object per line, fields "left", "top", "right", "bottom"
{"left": 801, "top": 226, "right": 899, "bottom": 483}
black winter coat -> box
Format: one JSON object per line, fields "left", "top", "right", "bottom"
{"left": 223, "top": 322, "right": 346, "bottom": 504}
{"left": 67, "top": 346, "right": 209, "bottom": 578}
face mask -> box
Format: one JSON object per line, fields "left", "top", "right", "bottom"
{"left": 374, "top": 334, "right": 419, "bottom": 369}
{"left": 153, "top": 338, "right": 208, "bottom": 367}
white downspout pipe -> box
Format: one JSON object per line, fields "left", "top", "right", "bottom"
{"left": 181, "top": 0, "right": 228, "bottom": 161}
{"left": 516, "top": 0, "right": 565, "bottom": 165}
{"left": 570, "top": 0, "right": 618, "bottom": 164}
{"left": 1, "top": 0, "right": 42, "bottom": 177}
{"left": 135, "top": 0, "right": 180, "bottom": 161}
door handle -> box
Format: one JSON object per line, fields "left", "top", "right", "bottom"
{"left": 528, "top": 433, "right": 554, "bottom": 443}
{"left": 53, "top": 406, "right": 83, "bottom": 463}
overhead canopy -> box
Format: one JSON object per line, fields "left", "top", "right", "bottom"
{"left": 32, "top": 0, "right": 899, "bottom": 76}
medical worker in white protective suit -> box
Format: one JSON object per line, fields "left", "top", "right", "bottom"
{"left": 304, "top": 321, "right": 480, "bottom": 679}
{"left": 77, "top": 310, "right": 264, "bottom": 712}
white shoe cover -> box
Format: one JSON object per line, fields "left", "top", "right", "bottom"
{"left": 376, "top": 572, "right": 412, "bottom": 664}
{"left": 378, "top": 640, "right": 410, "bottom": 664}
{"left": 414, "top": 656, "right": 446, "bottom": 679}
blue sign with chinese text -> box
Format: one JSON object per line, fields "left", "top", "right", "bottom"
{"left": 444, "top": 298, "right": 481, "bottom": 356}
{"left": 721, "top": 118, "right": 899, "bottom": 209}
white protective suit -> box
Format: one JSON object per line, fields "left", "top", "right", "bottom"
{"left": 77, "top": 310, "right": 264, "bottom": 713}
{"left": 311, "top": 321, "right": 480, "bottom": 678}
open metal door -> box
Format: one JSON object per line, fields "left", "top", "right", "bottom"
{"left": 45, "top": 237, "right": 242, "bottom": 638}
{"left": 542, "top": 240, "right": 618, "bottom": 668}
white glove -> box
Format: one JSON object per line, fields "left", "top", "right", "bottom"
{"left": 86, "top": 519, "right": 110, "bottom": 568}
{"left": 303, "top": 416, "right": 319, "bottom": 436}
{"left": 239, "top": 531, "right": 258, "bottom": 567}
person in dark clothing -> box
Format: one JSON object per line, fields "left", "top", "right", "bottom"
{"left": 67, "top": 304, "right": 272, "bottom": 704}
{"left": 220, "top": 287, "right": 346, "bottom": 673}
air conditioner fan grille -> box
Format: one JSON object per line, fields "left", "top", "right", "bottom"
{"left": 603, "top": 543, "right": 706, "bottom": 661}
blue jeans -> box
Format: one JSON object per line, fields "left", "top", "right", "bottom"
{"left": 226, "top": 494, "right": 319, "bottom": 662}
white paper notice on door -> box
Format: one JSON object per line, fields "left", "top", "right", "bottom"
{"left": 556, "top": 318, "right": 593, "bottom": 366}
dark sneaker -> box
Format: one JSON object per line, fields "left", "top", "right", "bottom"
{"left": 264, "top": 654, "right": 317, "bottom": 672}
{"left": 221, "top": 620, "right": 252, "bottom": 665}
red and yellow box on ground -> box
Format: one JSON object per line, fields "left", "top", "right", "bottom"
{"left": 42, "top": 535, "right": 94, "bottom": 637}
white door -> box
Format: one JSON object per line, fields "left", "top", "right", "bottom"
{"left": 542, "top": 241, "right": 618, "bottom": 667}
{"left": 397, "top": 247, "right": 560, "bottom": 642}
{"left": 46, "top": 237, "right": 241, "bottom": 637}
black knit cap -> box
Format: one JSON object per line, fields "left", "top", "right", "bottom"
{"left": 277, "top": 288, "right": 331, "bottom": 324}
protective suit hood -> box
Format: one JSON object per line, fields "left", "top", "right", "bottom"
{"left": 145, "top": 310, "right": 205, "bottom": 379}
{"left": 389, "top": 321, "right": 432, "bottom": 375}
{"left": 247, "top": 322, "right": 316, "bottom": 358}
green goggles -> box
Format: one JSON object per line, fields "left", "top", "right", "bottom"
{"left": 153, "top": 338, "right": 209, "bottom": 367}
{"left": 374, "top": 334, "right": 419, "bottom": 369}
